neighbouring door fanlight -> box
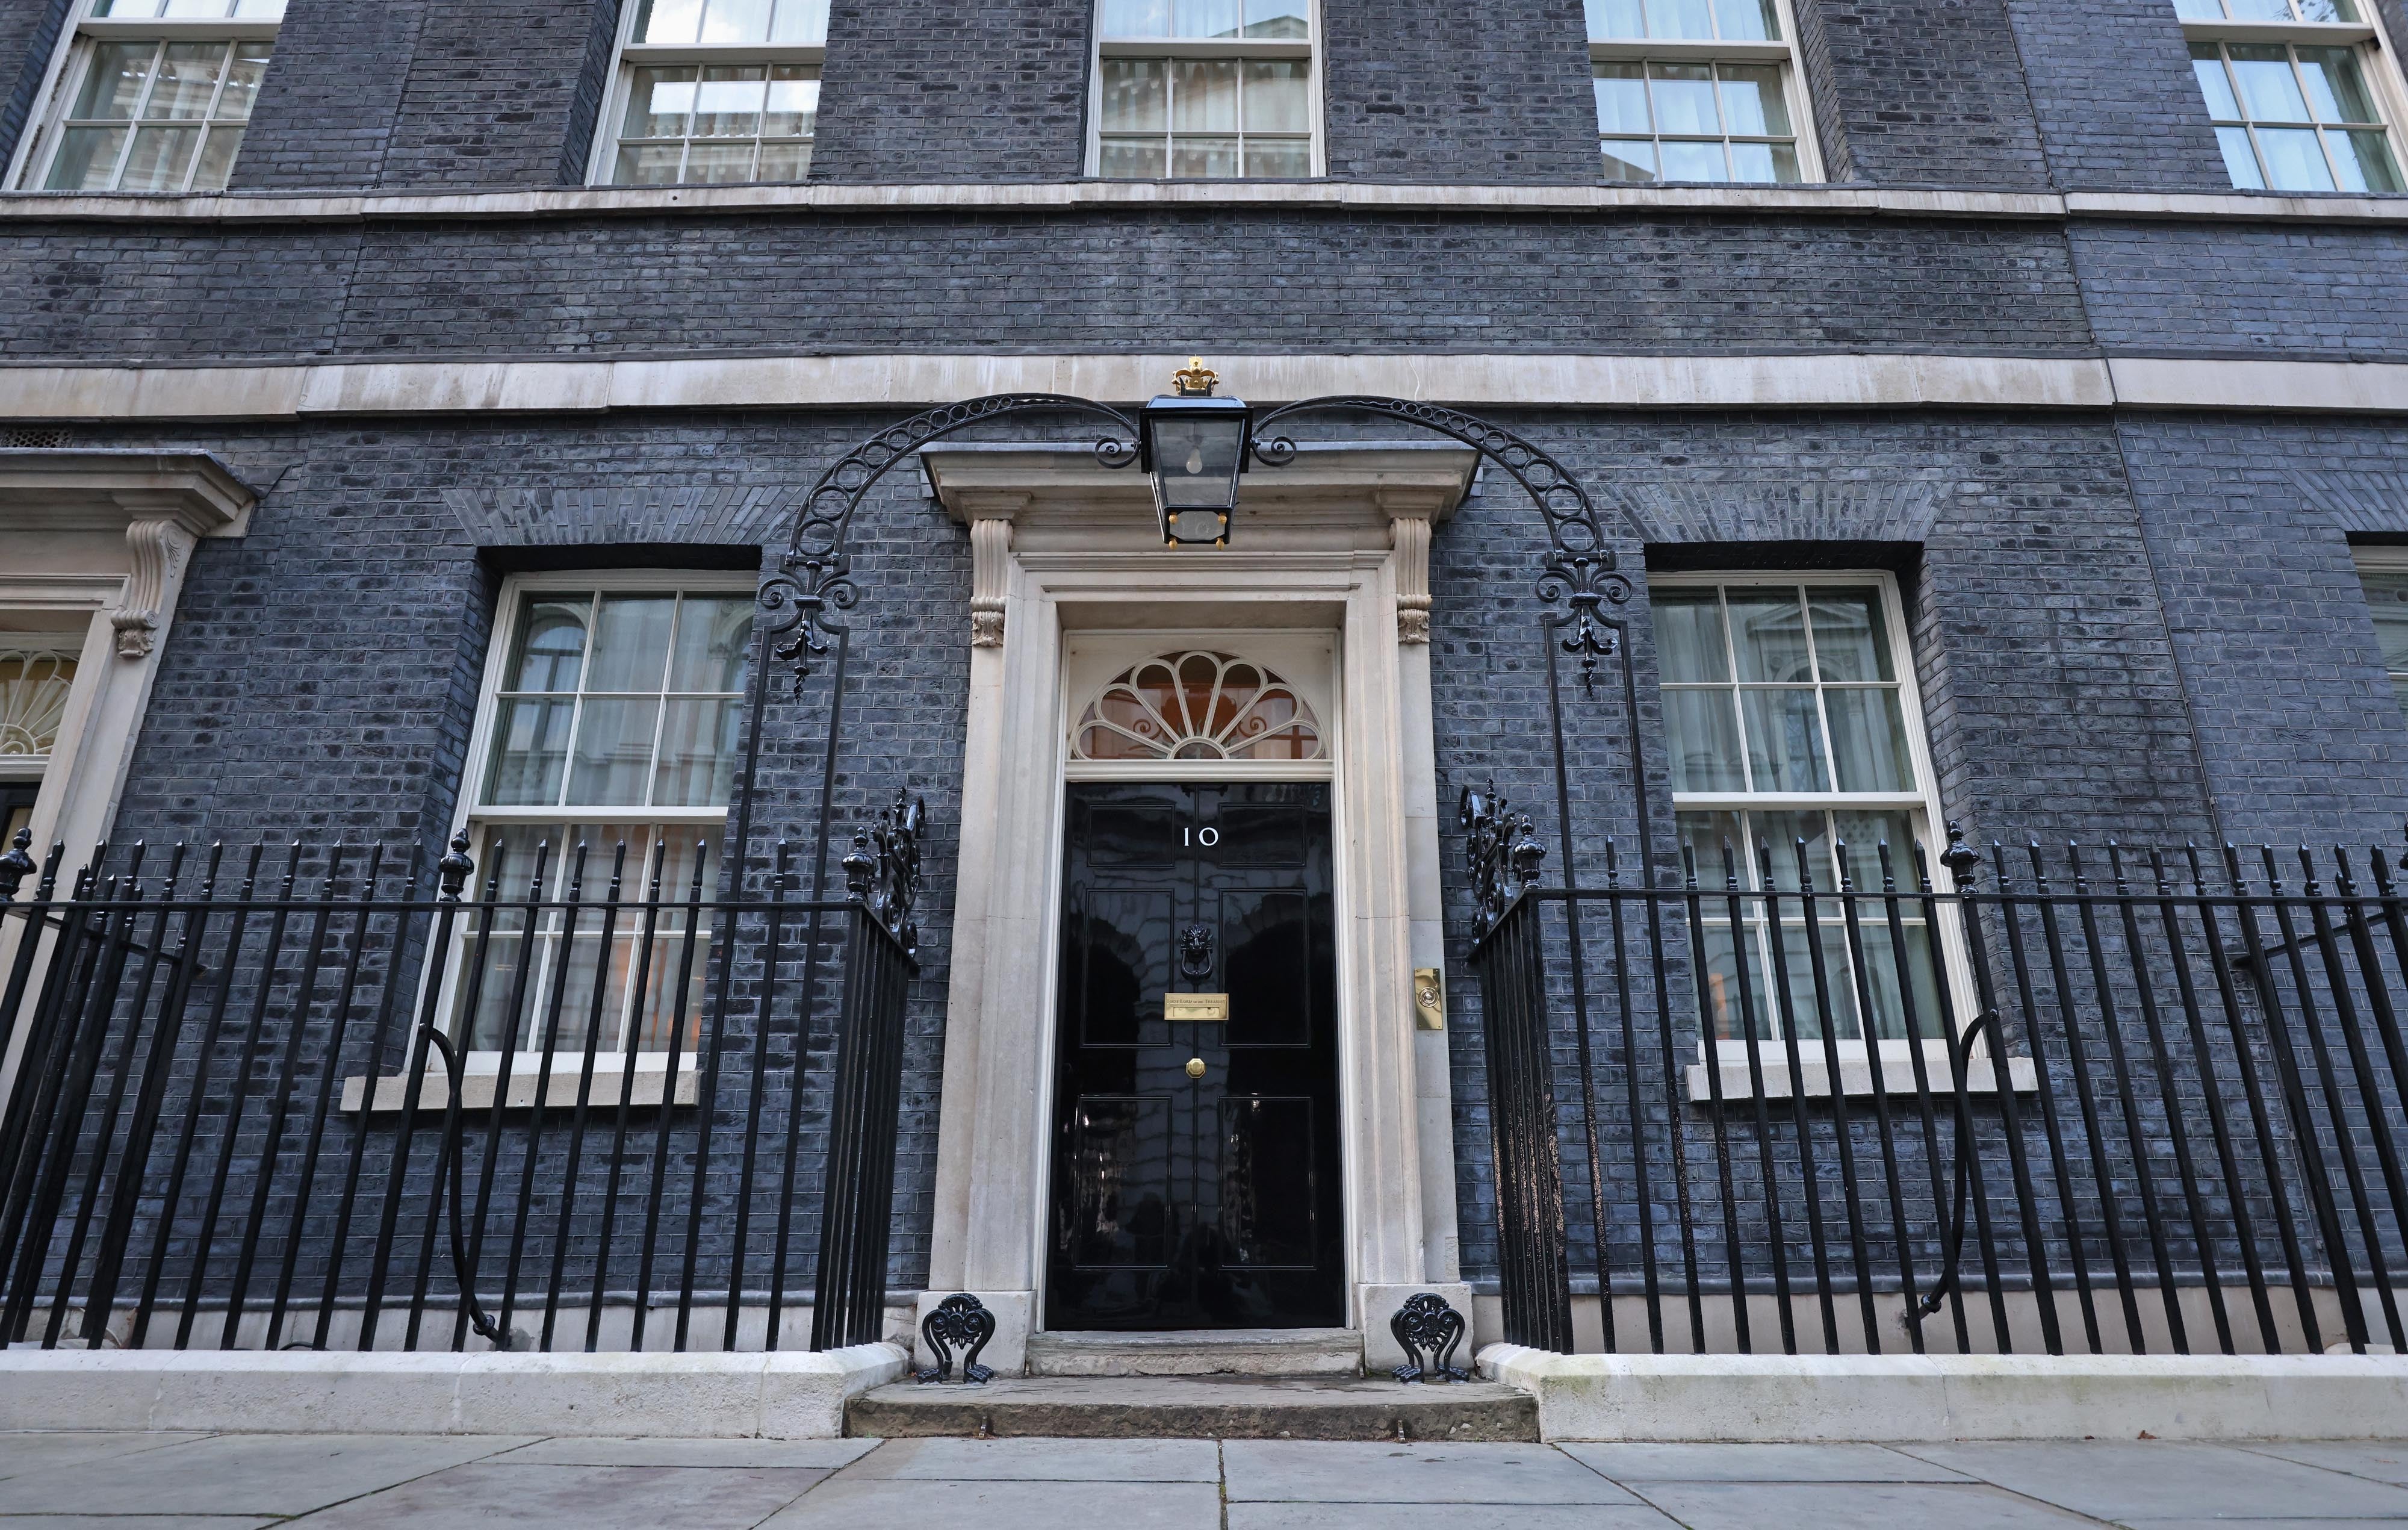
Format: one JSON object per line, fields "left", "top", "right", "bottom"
{"left": 1137, "top": 358, "right": 1252, "bottom": 547}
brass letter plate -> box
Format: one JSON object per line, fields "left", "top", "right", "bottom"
{"left": 1164, "top": 992, "right": 1230, "bottom": 1022}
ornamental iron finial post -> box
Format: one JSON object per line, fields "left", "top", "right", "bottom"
{"left": 0, "top": 828, "right": 33, "bottom": 904}
{"left": 436, "top": 831, "right": 474, "bottom": 901}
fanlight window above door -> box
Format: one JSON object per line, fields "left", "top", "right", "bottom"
{"left": 1073, "top": 650, "right": 1324, "bottom": 762}
{"left": 0, "top": 648, "right": 78, "bottom": 760}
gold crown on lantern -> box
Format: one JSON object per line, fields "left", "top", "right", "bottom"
{"left": 1170, "top": 357, "right": 1220, "bottom": 397}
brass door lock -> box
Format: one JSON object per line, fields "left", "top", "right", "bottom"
{"left": 1185, "top": 1057, "right": 1206, "bottom": 1079}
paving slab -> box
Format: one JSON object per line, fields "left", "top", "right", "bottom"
{"left": 837, "top": 1436, "right": 1220, "bottom": 1480}
{"left": 0, "top": 1519, "right": 277, "bottom": 1529}
{"left": 1223, "top": 1440, "right": 1637, "bottom": 1504}
{"left": 0, "top": 1432, "right": 214, "bottom": 1478}
{"left": 1562, "top": 1442, "right": 1978, "bottom": 1482}
{"left": 2117, "top": 1522, "right": 2408, "bottom": 1529}
{"left": 1230, "top": 1504, "right": 1681, "bottom": 1530}
{"left": 1633, "top": 1480, "right": 2109, "bottom": 1530}
{"left": 491, "top": 1437, "right": 880, "bottom": 1469}
{"left": 285, "top": 1463, "right": 827, "bottom": 1528}
{"left": 1900, "top": 1442, "right": 2408, "bottom": 1520}
{"left": 0, "top": 1432, "right": 536, "bottom": 1517}
{"left": 2240, "top": 1442, "right": 2408, "bottom": 1487}
{"left": 758, "top": 1477, "right": 1223, "bottom": 1529}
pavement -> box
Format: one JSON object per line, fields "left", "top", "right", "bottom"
{"left": 3, "top": 1432, "right": 2408, "bottom": 1528}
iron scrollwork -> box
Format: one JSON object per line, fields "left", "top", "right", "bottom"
{"left": 1389, "top": 1292, "right": 1470, "bottom": 1382}
{"left": 1459, "top": 783, "right": 1547, "bottom": 941}
{"left": 843, "top": 788, "right": 927, "bottom": 960}
{"left": 915, "top": 1292, "right": 997, "bottom": 1384}
{"left": 1248, "top": 396, "right": 1637, "bottom": 692}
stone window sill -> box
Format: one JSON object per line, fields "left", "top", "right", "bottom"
{"left": 1686, "top": 1054, "right": 2038, "bottom": 1102}
{"left": 340, "top": 1061, "right": 700, "bottom": 1114}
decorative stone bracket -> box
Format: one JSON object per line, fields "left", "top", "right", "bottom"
{"left": 110, "top": 517, "right": 198, "bottom": 659}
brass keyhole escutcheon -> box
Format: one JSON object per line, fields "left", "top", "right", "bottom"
{"left": 1185, "top": 1057, "right": 1206, "bottom": 1080}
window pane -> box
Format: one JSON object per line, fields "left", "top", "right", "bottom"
{"left": 1718, "top": 63, "right": 1788, "bottom": 135}
{"left": 771, "top": 0, "right": 829, "bottom": 39}
{"left": 233, "top": 0, "right": 285, "bottom": 14}
{"left": 2297, "top": 47, "right": 2378, "bottom": 123}
{"left": 1831, "top": 809, "right": 1922, "bottom": 891}
{"left": 93, "top": 0, "right": 166, "bottom": 13}
{"left": 73, "top": 43, "right": 155, "bottom": 120}
{"left": 509, "top": 596, "right": 591, "bottom": 691}
{"left": 1586, "top": 0, "right": 1645, "bottom": 34}
{"left": 1643, "top": 0, "right": 1715, "bottom": 37}
{"left": 1728, "top": 139, "right": 1799, "bottom": 182}
{"left": 2333, "top": 128, "right": 2406, "bottom": 191}
{"left": 756, "top": 138, "right": 810, "bottom": 179}
{"left": 615, "top": 141, "right": 685, "bottom": 184}
{"left": 1100, "top": 137, "right": 1167, "bottom": 176}
{"left": 486, "top": 698, "right": 576, "bottom": 805}
{"left": 2365, "top": 573, "right": 2408, "bottom": 673}
{"left": 2230, "top": 45, "right": 2310, "bottom": 120}
{"left": 149, "top": 43, "right": 225, "bottom": 120}
{"left": 1807, "top": 588, "right": 1893, "bottom": 681}
{"left": 638, "top": 0, "right": 705, "bottom": 43}
{"left": 2258, "top": 125, "right": 2336, "bottom": 188}
{"left": 1101, "top": 58, "right": 1168, "bottom": 131}
{"left": 191, "top": 124, "right": 243, "bottom": 188}
{"left": 218, "top": 46, "right": 268, "bottom": 120}
{"left": 45, "top": 126, "right": 127, "bottom": 190}
{"left": 2215, "top": 125, "right": 2266, "bottom": 186}
{"left": 1601, "top": 137, "right": 1657, "bottom": 180}
{"left": 684, "top": 140, "right": 754, "bottom": 179}
{"left": 1175, "top": 0, "right": 1241, "bottom": 35}
{"left": 654, "top": 699, "right": 741, "bottom": 806}
{"left": 2297, "top": 0, "right": 2359, "bottom": 17}
{"left": 2225, "top": 0, "right": 2295, "bottom": 13}
{"left": 588, "top": 594, "right": 676, "bottom": 692}
{"left": 1244, "top": 137, "right": 1311, "bottom": 176}
{"left": 1698, "top": 918, "right": 1771, "bottom": 1039}
{"left": 118, "top": 124, "right": 198, "bottom": 190}
{"left": 1594, "top": 63, "right": 1651, "bottom": 134}
{"left": 1659, "top": 137, "right": 1729, "bottom": 181}
{"left": 1713, "top": 0, "right": 1778, "bottom": 39}
{"left": 569, "top": 698, "right": 662, "bottom": 804}
{"left": 1102, "top": 0, "right": 1170, "bottom": 33}
{"left": 1824, "top": 686, "right": 1913, "bottom": 791}
{"left": 699, "top": 0, "right": 773, "bottom": 43}
{"left": 692, "top": 66, "right": 766, "bottom": 135}
{"left": 1649, "top": 61, "right": 1721, "bottom": 134}
{"left": 625, "top": 68, "right": 695, "bottom": 138}
{"left": 1740, "top": 685, "right": 1830, "bottom": 791}
{"left": 1679, "top": 808, "right": 1750, "bottom": 889}
{"left": 1665, "top": 689, "right": 1746, "bottom": 791}
{"left": 667, "top": 595, "right": 752, "bottom": 691}
{"left": 1655, "top": 589, "right": 1730, "bottom": 682}
{"left": 2191, "top": 47, "right": 2241, "bottom": 121}
{"left": 1726, "top": 586, "right": 1811, "bottom": 682}
{"left": 1244, "top": 59, "right": 1309, "bottom": 131}
{"left": 2171, "top": 0, "right": 2223, "bottom": 16}
{"left": 763, "top": 67, "right": 818, "bottom": 135}
{"left": 1173, "top": 59, "right": 1240, "bottom": 129}
{"left": 1750, "top": 807, "right": 1832, "bottom": 892}
{"left": 1244, "top": 0, "right": 1310, "bottom": 36}
{"left": 1170, "top": 134, "right": 1240, "bottom": 176}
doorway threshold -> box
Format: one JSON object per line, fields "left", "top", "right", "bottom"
{"left": 848, "top": 1373, "right": 1538, "bottom": 1441}
{"left": 1026, "top": 1327, "right": 1361, "bottom": 1378}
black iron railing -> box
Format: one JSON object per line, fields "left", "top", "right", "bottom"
{"left": 1469, "top": 825, "right": 2408, "bottom": 1358}
{"left": 0, "top": 804, "right": 921, "bottom": 1354}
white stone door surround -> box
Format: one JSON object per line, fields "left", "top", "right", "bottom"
{"left": 917, "top": 440, "right": 1478, "bottom": 1375}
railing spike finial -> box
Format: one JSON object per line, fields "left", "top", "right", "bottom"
{"left": 436, "top": 830, "right": 474, "bottom": 901}
{"left": 1941, "top": 821, "right": 1981, "bottom": 888}
{"left": 0, "top": 827, "right": 33, "bottom": 904}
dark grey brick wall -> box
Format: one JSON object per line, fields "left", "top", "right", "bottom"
{"left": 1320, "top": 0, "right": 1600, "bottom": 183}
{"left": 378, "top": 0, "right": 622, "bottom": 187}
{"left": 0, "top": 211, "right": 2092, "bottom": 362}
{"left": 1793, "top": 0, "right": 2052, "bottom": 187}
{"left": 1997, "top": 0, "right": 2229, "bottom": 191}
{"left": 2073, "top": 221, "right": 2408, "bottom": 363}
{"left": 2118, "top": 412, "right": 2408, "bottom": 845}
{"left": 228, "top": 0, "right": 426, "bottom": 191}
{"left": 808, "top": 0, "right": 1091, "bottom": 182}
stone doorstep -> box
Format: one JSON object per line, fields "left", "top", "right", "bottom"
{"left": 1025, "top": 1326, "right": 1364, "bottom": 1378}
{"left": 846, "top": 1373, "right": 1539, "bottom": 1441}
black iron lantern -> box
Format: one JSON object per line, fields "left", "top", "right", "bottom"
{"left": 1137, "top": 358, "right": 1252, "bottom": 547}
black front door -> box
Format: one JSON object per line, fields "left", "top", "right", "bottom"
{"left": 1046, "top": 780, "right": 1342, "bottom": 1330}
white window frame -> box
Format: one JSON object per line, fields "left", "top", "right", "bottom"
{"left": 433, "top": 568, "right": 756, "bottom": 1074}
{"left": 1085, "top": 0, "right": 1326, "bottom": 179}
{"left": 585, "top": 0, "right": 827, "bottom": 187}
{"left": 1587, "top": 0, "right": 1824, "bottom": 185}
{"left": 6, "top": 0, "right": 281, "bottom": 194}
{"left": 2177, "top": 0, "right": 2408, "bottom": 191}
{"left": 1654, "top": 568, "right": 2009, "bottom": 1097}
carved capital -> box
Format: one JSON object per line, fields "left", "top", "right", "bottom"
{"left": 110, "top": 517, "right": 196, "bottom": 661}
{"left": 1389, "top": 512, "right": 1433, "bottom": 645}
{"left": 967, "top": 511, "right": 1016, "bottom": 650}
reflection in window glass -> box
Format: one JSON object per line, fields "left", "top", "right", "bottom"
{"left": 2361, "top": 570, "right": 2408, "bottom": 726}
{"left": 1595, "top": 60, "right": 1799, "bottom": 182}
{"left": 2190, "top": 39, "right": 2404, "bottom": 191}
{"left": 43, "top": 37, "right": 268, "bottom": 191}
{"left": 613, "top": 63, "right": 818, "bottom": 184}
